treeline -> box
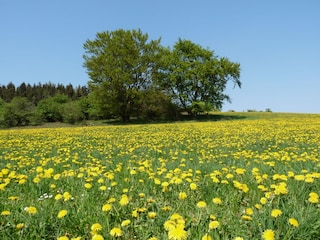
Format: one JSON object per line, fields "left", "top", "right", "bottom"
{"left": 0, "top": 82, "right": 89, "bottom": 104}
{"left": 0, "top": 82, "right": 91, "bottom": 128}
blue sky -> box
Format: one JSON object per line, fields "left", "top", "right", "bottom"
{"left": 1, "top": 1, "right": 319, "bottom": 113}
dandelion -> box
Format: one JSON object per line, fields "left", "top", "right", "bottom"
{"left": 288, "top": 218, "right": 299, "bottom": 227}
{"left": 148, "top": 237, "right": 158, "bottom": 240}
{"left": 92, "top": 235, "right": 104, "bottom": 240}
{"left": 119, "top": 194, "right": 129, "bottom": 206}
{"left": 55, "top": 193, "right": 63, "bottom": 201}
{"left": 234, "top": 237, "right": 244, "bottom": 240}
{"left": 241, "top": 215, "right": 252, "bottom": 221}
{"left": 148, "top": 211, "right": 157, "bottom": 219}
{"left": 308, "top": 192, "right": 319, "bottom": 203}
{"left": 121, "top": 219, "right": 131, "bottom": 227}
{"left": 57, "top": 236, "right": 69, "bottom": 240}
{"left": 202, "top": 234, "right": 212, "bottom": 240}
{"left": 164, "top": 220, "right": 177, "bottom": 231}
{"left": 16, "top": 223, "right": 24, "bottom": 230}
{"left": 99, "top": 186, "right": 107, "bottom": 191}
{"left": 63, "top": 192, "right": 72, "bottom": 201}
{"left": 1, "top": 210, "right": 10, "bottom": 216}
{"left": 245, "top": 208, "right": 253, "bottom": 215}
{"left": 209, "top": 220, "right": 220, "bottom": 229}
{"left": 197, "top": 201, "right": 207, "bottom": 208}
{"left": 190, "top": 182, "right": 197, "bottom": 190}
{"left": 102, "top": 203, "right": 112, "bottom": 212}
{"left": 212, "top": 197, "right": 222, "bottom": 205}
{"left": 271, "top": 209, "right": 282, "bottom": 218}
{"left": 168, "top": 225, "right": 188, "bottom": 240}
{"left": 110, "top": 227, "right": 122, "bottom": 237}
{"left": 262, "top": 229, "right": 275, "bottom": 240}
{"left": 57, "top": 209, "right": 68, "bottom": 218}
{"left": 178, "top": 192, "right": 187, "bottom": 200}
{"left": 84, "top": 183, "right": 92, "bottom": 189}
{"left": 25, "top": 206, "right": 37, "bottom": 215}
{"left": 91, "top": 223, "right": 102, "bottom": 234}
{"left": 260, "top": 197, "right": 267, "bottom": 204}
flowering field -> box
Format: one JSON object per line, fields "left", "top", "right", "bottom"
{"left": 0, "top": 113, "right": 320, "bottom": 240}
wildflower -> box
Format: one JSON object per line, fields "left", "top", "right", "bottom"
{"left": 271, "top": 209, "right": 282, "bottom": 218}
{"left": 132, "top": 209, "right": 138, "bottom": 218}
{"left": 16, "top": 223, "right": 24, "bottom": 230}
{"left": 262, "top": 229, "right": 275, "bottom": 240}
{"left": 110, "top": 227, "right": 122, "bottom": 237}
{"left": 139, "top": 192, "right": 145, "bottom": 198}
{"left": 92, "top": 235, "right": 104, "bottom": 240}
{"left": 102, "top": 203, "right": 112, "bottom": 212}
{"left": 57, "top": 209, "right": 68, "bottom": 218}
{"left": 99, "top": 186, "right": 107, "bottom": 191}
{"left": 84, "top": 183, "right": 92, "bottom": 189}
{"left": 212, "top": 197, "right": 222, "bottom": 205}
{"left": 190, "top": 183, "right": 197, "bottom": 190}
{"left": 209, "top": 214, "right": 216, "bottom": 220}
{"left": 288, "top": 218, "right": 299, "bottom": 227}
{"left": 245, "top": 208, "right": 253, "bottom": 215}
{"left": 168, "top": 225, "right": 188, "bottom": 240}
{"left": 148, "top": 211, "right": 157, "bottom": 219}
{"left": 91, "top": 223, "right": 102, "bottom": 234}
{"left": 234, "top": 237, "right": 244, "bottom": 240}
{"left": 149, "top": 237, "right": 158, "bottom": 240}
{"left": 1, "top": 210, "right": 10, "bottom": 216}
{"left": 202, "top": 234, "right": 212, "bottom": 240}
{"left": 119, "top": 194, "right": 129, "bottom": 206}
{"left": 308, "top": 192, "right": 319, "bottom": 203}
{"left": 55, "top": 193, "right": 63, "bottom": 201}
{"left": 164, "top": 220, "right": 176, "bottom": 231}
{"left": 197, "top": 201, "right": 207, "bottom": 208}
{"left": 8, "top": 196, "right": 19, "bottom": 200}
{"left": 260, "top": 197, "right": 267, "bottom": 204}
{"left": 121, "top": 219, "right": 131, "bottom": 227}
{"left": 241, "top": 215, "right": 252, "bottom": 221}
{"left": 255, "top": 204, "right": 262, "bottom": 210}
{"left": 57, "top": 236, "right": 69, "bottom": 240}
{"left": 63, "top": 192, "right": 72, "bottom": 201}
{"left": 25, "top": 206, "right": 37, "bottom": 215}
{"left": 209, "top": 220, "right": 220, "bottom": 229}
{"left": 178, "top": 192, "right": 187, "bottom": 200}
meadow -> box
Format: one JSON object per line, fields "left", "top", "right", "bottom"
{"left": 0, "top": 113, "right": 319, "bottom": 240}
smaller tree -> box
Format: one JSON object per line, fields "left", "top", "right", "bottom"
{"left": 3, "top": 97, "right": 36, "bottom": 127}
{"left": 37, "top": 94, "right": 70, "bottom": 122}
{"left": 61, "top": 101, "right": 85, "bottom": 124}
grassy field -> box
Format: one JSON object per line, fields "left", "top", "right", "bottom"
{"left": 0, "top": 113, "right": 319, "bottom": 240}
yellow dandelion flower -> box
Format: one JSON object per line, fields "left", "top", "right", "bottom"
{"left": 25, "top": 206, "right": 37, "bottom": 215}
{"left": 91, "top": 223, "right": 102, "bottom": 233}
{"left": 288, "top": 218, "right": 299, "bottom": 227}
{"left": 91, "top": 234, "right": 104, "bottom": 240}
{"left": 121, "top": 219, "right": 131, "bottom": 227}
{"left": 102, "top": 203, "right": 112, "bottom": 212}
{"left": 164, "top": 220, "right": 177, "bottom": 231}
{"left": 241, "top": 215, "right": 252, "bottom": 221}
{"left": 63, "top": 192, "right": 72, "bottom": 201}
{"left": 57, "top": 236, "right": 69, "bottom": 240}
{"left": 245, "top": 208, "right": 253, "bottom": 215}
{"left": 212, "top": 197, "right": 222, "bottom": 205}
{"left": 190, "top": 183, "right": 197, "bottom": 190}
{"left": 1, "top": 210, "right": 10, "bottom": 216}
{"left": 148, "top": 212, "right": 157, "bottom": 219}
{"left": 84, "top": 183, "right": 92, "bottom": 189}
{"left": 260, "top": 197, "right": 267, "bottom": 204}
{"left": 148, "top": 237, "right": 158, "bottom": 240}
{"left": 119, "top": 194, "right": 129, "bottom": 206}
{"left": 197, "top": 201, "right": 207, "bottom": 208}
{"left": 308, "top": 192, "right": 319, "bottom": 203}
{"left": 271, "top": 209, "right": 282, "bottom": 218}
{"left": 209, "top": 220, "right": 220, "bottom": 229}
{"left": 99, "top": 186, "right": 107, "bottom": 191}
{"left": 57, "top": 209, "right": 68, "bottom": 218}
{"left": 110, "top": 227, "right": 122, "bottom": 237}
{"left": 16, "top": 223, "right": 24, "bottom": 230}
{"left": 262, "top": 229, "right": 275, "bottom": 240}
{"left": 234, "top": 237, "right": 244, "bottom": 240}
{"left": 55, "top": 193, "right": 63, "bottom": 201}
{"left": 178, "top": 192, "right": 187, "bottom": 200}
{"left": 168, "top": 225, "right": 188, "bottom": 240}
{"left": 202, "top": 234, "right": 212, "bottom": 240}
{"left": 209, "top": 214, "right": 216, "bottom": 220}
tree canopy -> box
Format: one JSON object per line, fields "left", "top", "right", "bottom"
{"left": 83, "top": 29, "right": 241, "bottom": 121}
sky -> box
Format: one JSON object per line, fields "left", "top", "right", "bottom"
{"left": 1, "top": 1, "right": 319, "bottom": 113}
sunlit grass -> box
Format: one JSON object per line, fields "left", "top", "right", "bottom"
{"left": 0, "top": 113, "right": 320, "bottom": 239}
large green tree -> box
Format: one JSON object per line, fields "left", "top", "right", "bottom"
{"left": 158, "top": 39, "right": 241, "bottom": 112}
{"left": 83, "top": 29, "right": 163, "bottom": 121}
